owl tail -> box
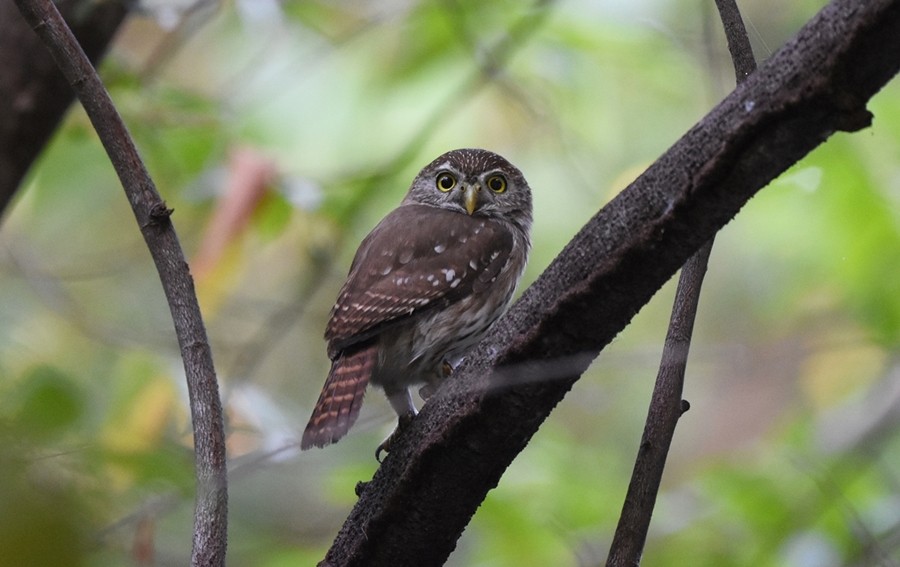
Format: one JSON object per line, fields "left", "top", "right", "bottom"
{"left": 301, "top": 346, "right": 375, "bottom": 449}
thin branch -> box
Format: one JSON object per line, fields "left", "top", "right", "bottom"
{"left": 717, "top": 0, "right": 760, "bottom": 83}
{"left": 12, "top": 1, "right": 228, "bottom": 565}
{"left": 605, "top": 244, "right": 712, "bottom": 567}
{"left": 606, "top": 1, "right": 759, "bottom": 564}
{"left": 322, "top": 0, "right": 900, "bottom": 565}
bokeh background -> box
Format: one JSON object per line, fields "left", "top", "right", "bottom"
{"left": 2, "top": 0, "right": 899, "bottom": 565}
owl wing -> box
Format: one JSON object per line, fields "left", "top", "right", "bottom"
{"left": 325, "top": 204, "right": 515, "bottom": 359}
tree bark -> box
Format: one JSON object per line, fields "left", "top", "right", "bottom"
{"left": 0, "top": 0, "right": 128, "bottom": 218}
{"left": 323, "top": 0, "right": 900, "bottom": 565}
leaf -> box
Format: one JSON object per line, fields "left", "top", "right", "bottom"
{"left": 12, "top": 365, "right": 85, "bottom": 441}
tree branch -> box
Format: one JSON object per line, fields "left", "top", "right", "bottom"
{"left": 323, "top": 0, "right": 900, "bottom": 565}
{"left": 606, "top": 1, "right": 759, "bottom": 564}
{"left": 605, "top": 242, "right": 711, "bottom": 567}
{"left": 12, "top": 1, "right": 228, "bottom": 565}
{"left": 0, "top": 0, "right": 128, "bottom": 218}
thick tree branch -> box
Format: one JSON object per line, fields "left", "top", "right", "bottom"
{"left": 324, "top": 0, "right": 900, "bottom": 565}
{"left": 12, "top": 1, "right": 228, "bottom": 565}
{"left": 0, "top": 0, "right": 128, "bottom": 218}
{"left": 606, "top": 1, "right": 759, "bottom": 564}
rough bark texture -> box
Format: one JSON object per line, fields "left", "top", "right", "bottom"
{"left": 0, "top": 0, "right": 128, "bottom": 218}
{"left": 324, "top": 0, "right": 900, "bottom": 565}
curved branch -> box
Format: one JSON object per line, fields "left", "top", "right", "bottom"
{"left": 323, "top": 0, "right": 900, "bottom": 565}
{"left": 12, "top": 1, "right": 228, "bottom": 565}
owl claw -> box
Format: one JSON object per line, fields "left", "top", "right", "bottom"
{"left": 375, "top": 441, "right": 389, "bottom": 463}
{"left": 375, "top": 414, "right": 415, "bottom": 463}
{"left": 418, "top": 383, "right": 436, "bottom": 400}
{"left": 418, "top": 359, "right": 455, "bottom": 400}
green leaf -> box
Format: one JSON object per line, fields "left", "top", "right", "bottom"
{"left": 12, "top": 365, "right": 85, "bottom": 441}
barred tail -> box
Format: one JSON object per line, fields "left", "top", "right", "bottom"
{"left": 301, "top": 346, "right": 375, "bottom": 449}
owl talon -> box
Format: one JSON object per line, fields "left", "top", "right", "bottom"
{"left": 375, "top": 433, "right": 396, "bottom": 463}
{"left": 375, "top": 440, "right": 390, "bottom": 463}
{"left": 418, "top": 383, "right": 435, "bottom": 400}
{"left": 375, "top": 414, "right": 414, "bottom": 463}
{"left": 419, "top": 359, "right": 454, "bottom": 400}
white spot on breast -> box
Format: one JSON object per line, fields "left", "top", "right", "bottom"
{"left": 434, "top": 243, "right": 446, "bottom": 254}
{"left": 468, "top": 259, "right": 478, "bottom": 270}
{"left": 381, "top": 266, "right": 392, "bottom": 275}
{"left": 442, "top": 268, "right": 456, "bottom": 282}
{"left": 490, "top": 250, "right": 500, "bottom": 261}
{"left": 450, "top": 279, "right": 461, "bottom": 288}
{"left": 459, "top": 235, "right": 468, "bottom": 243}
{"left": 426, "top": 274, "right": 435, "bottom": 282}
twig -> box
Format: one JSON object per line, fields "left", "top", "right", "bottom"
{"left": 605, "top": 244, "right": 712, "bottom": 567}
{"left": 716, "top": 0, "right": 760, "bottom": 83}
{"left": 323, "top": 0, "right": 898, "bottom": 564}
{"left": 12, "top": 2, "right": 228, "bottom": 565}
{"left": 606, "top": 1, "right": 758, "bottom": 565}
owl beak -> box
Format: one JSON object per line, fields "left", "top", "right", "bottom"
{"left": 463, "top": 184, "right": 480, "bottom": 215}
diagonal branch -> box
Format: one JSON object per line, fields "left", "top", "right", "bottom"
{"left": 12, "top": 1, "right": 228, "bottom": 565}
{"left": 323, "top": 0, "right": 900, "bottom": 565}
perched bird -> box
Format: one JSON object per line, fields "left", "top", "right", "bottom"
{"left": 301, "top": 148, "right": 532, "bottom": 452}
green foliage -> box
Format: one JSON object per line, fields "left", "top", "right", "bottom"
{"left": 8, "top": 365, "right": 86, "bottom": 440}
{"left": 5, "top": 0, "right": 899, "bottom": 565}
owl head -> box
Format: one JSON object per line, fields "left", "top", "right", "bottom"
{"left": 402, "top": 148, "right": 533, "bottom": 235}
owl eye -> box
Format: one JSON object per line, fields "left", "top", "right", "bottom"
{"left": 436, "top": 172, "right": 457, "bottom": 192}
{"left": 487, "top": 174, "right": 507, "bottom": 193}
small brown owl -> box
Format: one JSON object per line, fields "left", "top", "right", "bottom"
{"left": 301, "top": 148, "right": 532, "bottom": 451}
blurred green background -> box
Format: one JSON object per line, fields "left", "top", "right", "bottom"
{"left": 2, "top": 0, "right": 899, "bottom": 565}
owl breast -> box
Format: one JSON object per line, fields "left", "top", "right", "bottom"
{"left": 372, "top": 228, "right": 528, "bottom": 391}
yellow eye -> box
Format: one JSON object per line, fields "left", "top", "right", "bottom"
{"left": 487, "top": 174, "right": 507, "bottom": 193}
{"left": 436, "top": 172, "right": 457, "bottom": 192}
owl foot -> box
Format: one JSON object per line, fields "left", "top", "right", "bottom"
{"left": 418, "top": 383, "right": 436, "bottom": 400}
{"left": 418, "top": 360, "right": 455, "bottom": 400}
{"left": 442, "top": 359, "right": 454, "bottom": 377}
{"left": 375, "top": 413, "right": 414, "bottom": 463}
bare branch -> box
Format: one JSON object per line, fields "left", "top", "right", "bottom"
{"left": 12, "top": 1, "right": 228, "bottom": 565}
{"left": 323, "top": 0, "right": 900, "bottom": 565}
{"left": 606, "top": 1, "right": 759, "bottom": 564}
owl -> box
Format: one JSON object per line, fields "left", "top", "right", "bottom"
{"left": 301, "top": 148, "right": 533, "bottom": 452}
